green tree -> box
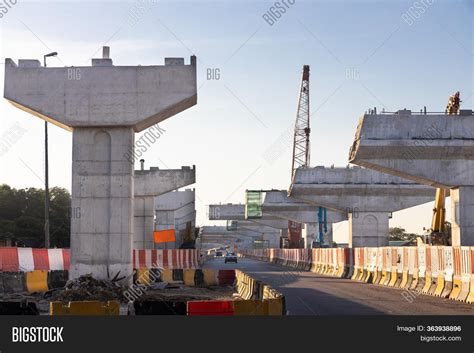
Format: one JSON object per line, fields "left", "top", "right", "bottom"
{"left": 389, "top": 226, "right": 419, "bottom": 243}
{"left": 0, "top": 184, "right": 71, "bottom": 248}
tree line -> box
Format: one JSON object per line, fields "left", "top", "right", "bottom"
{"left": 0, "top": 184, "right": 71, "bottom": 248}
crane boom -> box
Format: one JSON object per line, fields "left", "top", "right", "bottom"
{"left": 291, "top": 65, "right": 311, "bottom": 180}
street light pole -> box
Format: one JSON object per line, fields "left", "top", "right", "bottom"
{"left": 44, "top": 120, "right": 50, "bottom": 248}
{"left": 43, "top": 52, "right": 57, "bottom": 248}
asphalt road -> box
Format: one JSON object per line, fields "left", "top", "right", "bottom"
{"left": 203, "top": 257, "right": 474, "bottom": 315}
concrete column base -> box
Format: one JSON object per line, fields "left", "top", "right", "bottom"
{"left": 349, "top": 211, "right": 389, "bottom": 247}
{"left": 302, "top": 223, "right": 317, "bottom": 248}
{"left": 262, "top": 232, "right": 281, "bottom": 248}
{"left": 451, "top": 186, "right": 474, "bottom": 246}
{"left": 302, "top": 223, "right": 333, "bottom": 248}
{"left": 70, "top": 127, "right": 134, "bottom": 284}
{"left": 323, "top": 223, "right": 333, "bottom": 246}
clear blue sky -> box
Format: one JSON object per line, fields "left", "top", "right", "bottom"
{"left": 0, "top": 0, "right": 472, "bottom": 241}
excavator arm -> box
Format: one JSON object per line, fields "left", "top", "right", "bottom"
{"left": 431, "top": 188, "right": 446, "bottom": 233}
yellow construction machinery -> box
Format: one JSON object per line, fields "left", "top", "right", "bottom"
{"left": 421, "top": 92, "right": 461, "bottom": 245}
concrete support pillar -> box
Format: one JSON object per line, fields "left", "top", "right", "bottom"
{"left": 260, "top": 232, "right": 277, "bottom": 248}
{"left": 302, "top": 223, "right": 333, "bottom": 248}
{"left": 348, "top": 211, "right": 389, "bottom": 247}
{"left": 133, "top": 196, "right": 155, "bottom": 249}
{"left": 451, "top": 186, "right": 474, "bottom": 246}
{"left": 323, "top": 223, "right": 333, "bottom": 246}
{"left": 302, "top": 223, "right": 317, "bottom": 248}
{"left": 70, "top": 127, "right": 134, "bottom": 283}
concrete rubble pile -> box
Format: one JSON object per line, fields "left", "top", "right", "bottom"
{"left": 48, "top": 274, "right": 124, "bottom": 302}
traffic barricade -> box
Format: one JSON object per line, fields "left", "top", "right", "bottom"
{"left": 187, "top": 300, "right": 234, "bottom": 316}
{"left": 344, "top": 248, "right": 354, "bottom": 279}
{"left": 329, "top": 248, "right": 338, "bottom": 276}
{"left": 449, "top": 247, "right": 463, "bottom": 300}
{"left": 351, "top": 248, "right": 362, "bottom": 280}
{"left": 378, "top": 247, "right": 391, "bottom": 286}
{"left": 369, "top": 248, "right": 379, "bottom": 283}
{"left": 421, "top": 246, "right": 433, "bottom": 294}
{"left": 399, "top": 248, "right": 409, "bottom": 289}
{"left": 0, "top": 247, "right": 20, "bottom": 271}
{"left": 467, "top": 247, "right": 474, "bottom": 304}
{"left": 440, "top": 247, "right": 454, "bottom": 298}
{"left": 48, "top": 270, "right": 68, "bottom": 290}
{"left": 388, "top": 248, "right": 398, "bottom": 287}
{"left": 50, "top": 300, "right": 120, "bottom": 315}
{"left": 134, "top": 300, "right": 187, "bottom": 315}
{"left": 25, "top": 270, "right": 49, "bottom": 293}
{"left": 405, "top": 247, "right": 417, "bottom": 290}
{"left": 427, "top": 246, "right": 439, "bottom": 295}
{"left": 394, "top": 247, "right": 404, "bottom": 288}
{"left": 373, "top": 247, "right": 383, "bottom": 284}
{"left": 336, "top": 248, "right": 345, "bottom": 278}
{"left": 416, "top": 246, "right": 427, "bottom": 292}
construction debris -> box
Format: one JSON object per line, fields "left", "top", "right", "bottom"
{"left": 138, "top": 285, "right": 234, "bottom": 302}
{"left": 47, "top": 274, "right": 124, "bottom": 302}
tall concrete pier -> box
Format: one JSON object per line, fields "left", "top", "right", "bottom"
{"left": 134, "top": 166, "right": 195, "bottom": 249}
{"left": 349, "top": 111, "right": 474, "bottom": 245}
{"left": 4, "top": 48, "right": 197, "bottom": 282}
{"left": 289, "top": 166, "right": 436, "bottom": 247}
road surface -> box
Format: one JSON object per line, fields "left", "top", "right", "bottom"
{"left": 203, "top": 257, "right": 474, "bottom": 315}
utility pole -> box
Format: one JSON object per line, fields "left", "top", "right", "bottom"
{"left": 43, "top": 52, "right": 57, "bottom": 248}
{"left": 44, "top": 120, "right": 50, "bottom": 248}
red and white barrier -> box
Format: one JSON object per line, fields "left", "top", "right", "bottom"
{"left": 416, "top": 246, "right": 426, "bottom": 292}
{"left": 428, "top": 246, "right": 441, "bottom": 295}
{"left": 239, "top": 246, "right": 473, "bottom": 304}
{"left": 365, "top": 248, "right": 378, "bottom": 283}
{"left": 379, "top": 247, "right": 391, "bottom": 286}
{"left": 439, "top": 247, "right": 454, "bottom": 297}
{"left": 133, "top": 249, "right": 200, "bottom": 269}
{"left": 405, "top": 247, "right": 417, "bottom": 290}
{"left": 388, "top": 248, "right": 398, "bottom": 287}
{"left": 0, "top": 247, "right": 70, "bottom": 271}
{"left": 336, "top": 248, "right": 346, "bottom": 277}
{"left": 351, "top": 248, "right": 363, "bottom": 281}
{"left": 457, "top": 246, "right": 474, "bottom": 303}
{"left": 450, "top": 246, "right": 469, "bottom": 301}
{"left": 421, "top": 247, "right": 433, "bottom": 294}
{"left": 467, "top": 247, "right": 474, "bottom": 304}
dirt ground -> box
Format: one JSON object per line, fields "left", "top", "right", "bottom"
{"left": 138, "top": 284, "right": 235, "bottom": 302}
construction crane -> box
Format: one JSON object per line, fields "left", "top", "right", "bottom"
{"left": 446, "top": 91, "right": 461, "bottom": 114}
{"left": 291, "top": 65, "right": 311, "bottom": 179}
{"left": 290, "top": 65, "right": 327, "bottom": 248}
{"left": 421, "top": 92, "right": 460, "bottom": 245}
